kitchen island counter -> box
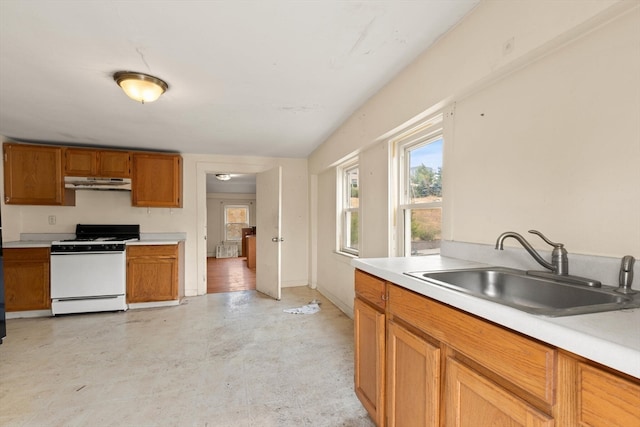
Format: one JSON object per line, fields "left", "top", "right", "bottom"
{"left": 352, "top": 255, "right": 640, "bottom": 379}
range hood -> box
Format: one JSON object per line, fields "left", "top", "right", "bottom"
{"left": 64, "top": 176, "right": 132, "bottom": 191}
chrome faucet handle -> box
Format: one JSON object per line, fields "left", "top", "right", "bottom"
{"left": 528, "top": 230, "right": 569, "bottom": 275}
{"left": 528, "top": 230, "right": 564, "bottom": 248}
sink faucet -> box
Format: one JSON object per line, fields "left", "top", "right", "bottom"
{"left": 495, "top": 230, "right": 602, "bottom": 287}
{"left": 495, "top": 230, "right": 568, "bottom": 274}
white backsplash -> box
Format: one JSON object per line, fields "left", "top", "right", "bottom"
{"left": 441, "top": 240, "right": 639, "bottom": 291}
{"left": 20, "top": 233, "right": 74, "bottom": 241}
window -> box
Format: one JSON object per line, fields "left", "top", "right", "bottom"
{"left": 338, "top": 160, "right": 359, "bottom": 255}
{"left": 224, "top": 205, "right": 249, "bottom": 241}
{"left": 397, "top": 116, "right": 443, "bottom": 256}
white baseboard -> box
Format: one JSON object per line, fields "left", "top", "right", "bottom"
{"left": 316, "top": 286, "right": 354, "bottom": 319}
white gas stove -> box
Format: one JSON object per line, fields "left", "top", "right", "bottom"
{"left": 50, "top": 224, "right": 140, "bottom": 315}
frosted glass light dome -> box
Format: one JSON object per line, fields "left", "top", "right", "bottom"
{"left": 113, "top": 71, "right": 168, "bottom": 103}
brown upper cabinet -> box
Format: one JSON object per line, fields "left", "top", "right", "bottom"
{"left": 64, "top": 148, "right": 131, "bottom": 178}
{"left": 4, "top": 142, "right": 181, "bottom": 207}
{"left": 3, "top": 142, "right": 74, "bottom": 206}
{"left": 131, "top": 152, "right": 182, "bottom": 208}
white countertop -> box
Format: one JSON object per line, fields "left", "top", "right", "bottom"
{"left": 127, "top": 239, "right": 183, "bottom": 245}
{"left": 3, "top": 233, "right": 185, "bottom": 248}
{"left": 352, "top": 255, "right": 640, "bottom": 379}
{"left": 3, "top": 240, "right": 53, "bottom": 248}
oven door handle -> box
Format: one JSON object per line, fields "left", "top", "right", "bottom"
{"left": 54, "top": 295, "right": 120, "bottom": 301}
{"left": 51, "top": 251, "right": 125, "bottom": 255}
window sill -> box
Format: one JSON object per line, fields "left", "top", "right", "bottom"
{"left": 333, "top": 250, "right": 359, "bottom": 260}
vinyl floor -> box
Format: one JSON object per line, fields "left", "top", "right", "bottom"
{"left": 0, "top": 287, "right": 374, "bottom": 427}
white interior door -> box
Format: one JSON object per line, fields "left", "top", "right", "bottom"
{"left": 256, "top": 166, "right": 282, "bottom": 300}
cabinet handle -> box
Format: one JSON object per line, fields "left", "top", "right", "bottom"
{"left": 381, "top": 293, "right": 388, "bottom": 301}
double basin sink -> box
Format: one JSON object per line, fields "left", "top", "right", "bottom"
{"left": 405, "top": 267, "right": 640, "bottom": 317}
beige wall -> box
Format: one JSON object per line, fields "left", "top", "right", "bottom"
{"left": 449, "top": 6, "right": 639, "bottom": 255}
{"left": 309, "top": 1, "right": 640, "bottom": 315}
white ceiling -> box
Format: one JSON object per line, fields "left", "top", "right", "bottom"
{"left": 206, "top": 173, "right": 256, "bottom": 194}
{"left": 0, "top": 0, "right": 478, "bottom": 158}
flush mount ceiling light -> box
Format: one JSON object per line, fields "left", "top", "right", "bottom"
{"left": 215, "top": 174, "right": 231, "bottom": 181}
{"left": 113, "top": 71, "right": 168, "bottom": 104}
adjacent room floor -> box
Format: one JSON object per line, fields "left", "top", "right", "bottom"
{"left": 207, "top": 257, "right": 256, "bottom": 293}
{"left": 0, "top": 287, "right": 374, "bottom": 427}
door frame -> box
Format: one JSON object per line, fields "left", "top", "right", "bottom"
{"left": 196, "top": 160, "right": 277, "bottom": 296}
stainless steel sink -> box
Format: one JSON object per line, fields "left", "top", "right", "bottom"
{"left": 404, "top": 267, "right": 640, "bottom": 316}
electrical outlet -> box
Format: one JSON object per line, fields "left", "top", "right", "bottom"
{"left": 48, "top": 215, "right": 56, "bottom": 225}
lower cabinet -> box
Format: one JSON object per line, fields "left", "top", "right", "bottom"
{"left": 126, "top": 244, "right": 183, "bottom": 303}
{"left": 556, "top": 353, "right": 640, "bottom": 426}
{"left": 354, "top": 298, "right": 385, "bottom": 425}
{"left": 353, "top": 269, "right": 640, "bottom": 427}
{"left": 387, "top": 320, "right": 440, "bottom": 427}
{"left": 354, "top": 270, "right": 387, "bottom": 426}
{"left": 4, "top": 247, "right": 51, "bottom": 311}
{"left": 444, "top": 357, "right": 552, "bottom": 426}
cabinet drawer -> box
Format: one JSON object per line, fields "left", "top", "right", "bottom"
{"left": 4, "top": 247, "right": 50, "bottom": 261}
{"left": 127, "top": 244, "right": 177, "bottom": 258}
{"left": 355, "top": 269, "right": 386, "bottom": 310}
{"left": 388, "top": 284, "right": 556, "bottom": 405}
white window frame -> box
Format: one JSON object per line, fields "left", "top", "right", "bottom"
{"left": 337, "top": 158, "right": 359, "bottom": 256}
{"left": 223, "top": 204, "right": 250, "bottom": 242}
{"left": 395, "top": 114, "right": 444, "bottom": 256}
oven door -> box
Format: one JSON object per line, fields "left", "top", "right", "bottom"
{"left": 50, "top": 252, "right": 126, "bottom": 299}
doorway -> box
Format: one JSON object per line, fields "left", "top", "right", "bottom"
{"left": 196, "top": 161, "right": 283, "bottom": 299}
{"left": 205, "top": 173, "right": 256, "bottom": 293}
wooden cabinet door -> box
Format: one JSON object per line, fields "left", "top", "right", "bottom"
{"left": 131, "top": 153, "right": 182, "bottom": 207}
{"left": 445, "top": 357, "right": 553, "bottom": 427}
{"left": 127, "top": 245, "right": 178, "bottom": 303}
{"left": 65, "top": 148, "right": 130, "bottom": 177}
{"left": 246, "top": 235, "right": 256, "bottom": 269}
{"left": 387, "top": 320, "right": 440, "bottom": 427}
{"left": 98, "top": 150, "right": 130, "bottom": 177}
{"left": 577, "top": 362, "right": 640, "bottom": 426}
{"left": 3, "top": 143, "right": 65, "bottom": 205}
{"left": 4, "top": 248, "right": 51, "bottom": 311}
{"left": 354, "top": 298, "right": 386, "bottom": 426}
{"left": 64, "top": 148, "right": 97, "bottom": 176}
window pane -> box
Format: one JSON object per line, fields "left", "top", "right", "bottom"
{"left": 225, "top": 223, "right": 248, "bottom": 241}
{"left": 409, "top": 208, "right": 441, "bottom": 256}
{"left": 345, "top": 211, "right": 359, "bottom": 251}
{"left": 407, "top": 138, "right": 442, "bottom": 205}
{"left": 224, "top": 206, "right": 249, "bottom": 241}
{"left": 226, "top": 207, "right": 248, "bottom": 223}
{"left": 346, "top": 167, "right": 359, "bottom": 209}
